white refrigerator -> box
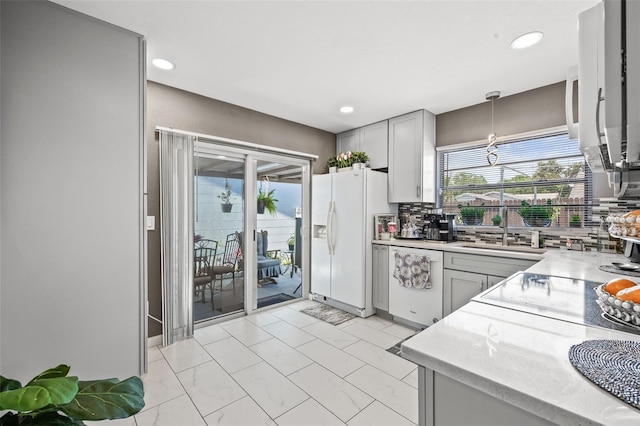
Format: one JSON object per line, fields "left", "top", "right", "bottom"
{"left": 311, "top": 169, "right": 394, "bottom": 317}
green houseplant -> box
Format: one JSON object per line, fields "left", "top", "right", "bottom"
{"left": 352, "top": 151, "right": 370, "bottom": 167}
{"left": 491, "top": 214, "right": 502, "bottom": 226}
{"left": 336, "top": 151, "right": 353, "bottom": 169}
{"left": 257, "top": 189, "right": 278, "bottom": 216}
{"left": 570, "top": 214, "right": 581, "bottom": 227}
{"left": 287, "top": 233, "right": 295, "bottom": 250}
{"left": 458, "top": 202, "right": 485, "bottom": 225}
{"left": 218, "top": 179, "right": 233, "bottom": 213}
{"left": 327, "top": 156, "right": 338, "bottom": 172}
{"left": 516, "top": 200, "right": 560, "bottom": 227}
{"left": 0, "top": 364, "right": 144, "bottom": 425}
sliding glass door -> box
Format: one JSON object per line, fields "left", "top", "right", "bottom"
{"left": 193, "top": 141, "right": 310, "bottom": 324}
{"left": 193, "top": 152, "right": 246, "bottom": 323}
{"left": 254, "top": 158, "right": 305, "bottom": 310}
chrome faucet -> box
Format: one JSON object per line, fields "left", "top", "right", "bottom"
{"left": 500, "top": 206, "right": 509, "bottom": 246}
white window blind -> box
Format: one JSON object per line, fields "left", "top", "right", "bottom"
{"left": 438, "top": 132, "right": 593, "bottom": 228}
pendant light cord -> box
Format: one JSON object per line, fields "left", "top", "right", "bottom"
{"left": 486, "top": 91, "right": 500, "bottom": 166}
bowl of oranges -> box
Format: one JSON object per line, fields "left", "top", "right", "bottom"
{"left": 595, "top": 277, "right": 640, "bottom": 325}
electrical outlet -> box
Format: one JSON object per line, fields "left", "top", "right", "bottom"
{"left": 146, "top": 216, "right": 156, "bottom": 231}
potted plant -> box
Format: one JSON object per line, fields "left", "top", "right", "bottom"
{"left": 327, "top": 156, "right": 338, "bottom": 173}
{"left": 570, "top": 214, "right": 581, "bottom": 227}
{"left": 516, "top": 199, "right": 559, "bottom": 227}
{"left": 352, "top": 151, "right": 370, "bottom": 169}
{"left": 336, "top": 151, "right": 353, "bottom": 170}
{"left": 0, "top": 364, "right": 144, "bottom": 424}
{"left": 458, "top": 202, "right": 486, "bottom": 225}
{"left": 287, "top": 233, "right": 295, "bottom": 250}
{"left": 257, "top": 188, "right": 278, "bottom": 216}
{"left": 491, "top": 214, "right": 502, "bottom": 226}
{"left": 218, "top": 179, "right": 233, "bottom": 213}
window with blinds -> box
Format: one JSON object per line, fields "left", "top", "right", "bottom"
{"left": 438, "top": 132, "right": 593, "bottom": 228}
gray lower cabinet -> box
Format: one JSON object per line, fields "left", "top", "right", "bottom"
{"left": 443, "top": 269, "right": 486, "bottom": 316}
{"left": 419, "top": 367, "right": 554, "bottom": 426}
{"left": 372, "top": 244, "right": 389, "bottom": 311}
{"left": 443, "top": 252, "right": 537, "bottom": 316}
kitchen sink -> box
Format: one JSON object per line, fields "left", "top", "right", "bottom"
{"left": 458, "top": 243, "right": 547, "bottom": 254}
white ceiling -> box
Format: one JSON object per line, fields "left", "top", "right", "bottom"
{"left": 53, "top": 0, "right": 598, "bottom": 134}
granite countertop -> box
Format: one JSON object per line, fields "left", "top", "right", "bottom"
{"left": 400, "top": 249, "right": 640, "bottom": 425}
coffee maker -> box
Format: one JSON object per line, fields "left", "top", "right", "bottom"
{"left": 423, "top": 213, "right": 455, "bottom": 242}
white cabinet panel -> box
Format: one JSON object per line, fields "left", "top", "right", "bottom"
{"left": 360, "top": 120, "right": 388, "bottom": 169}
{"left": 388, "top": 110, "right": 435, "bottom": 203}
{"left": 336, "top": 128, "right": 360, "bottom": 154}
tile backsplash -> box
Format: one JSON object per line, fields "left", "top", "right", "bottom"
{"left": 397, "top": 200, "right": 634, "bottom": 253}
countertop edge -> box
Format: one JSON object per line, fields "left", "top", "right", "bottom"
{"left": 373, "top": 239, "right": 546, "bottom": 261}
{"left": 401, "top": 331, "right": 598, "bottom": 426}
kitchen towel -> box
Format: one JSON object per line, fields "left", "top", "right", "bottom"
{"left": 393, "top": 252, "right": 431, "bottom": 289}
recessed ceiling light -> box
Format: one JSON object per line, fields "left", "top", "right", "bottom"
{"left": 340, "top": 106, "right": 354, "bottom": 114}
{"left": 152, "top": 58, "right": 175, "bottom": 70}
{"left": 511, "top": 31, "right": 543, "bottom": 49}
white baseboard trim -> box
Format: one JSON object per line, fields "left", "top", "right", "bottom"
{"left": 147, "top": 334, "right": 163, "bottom": 347}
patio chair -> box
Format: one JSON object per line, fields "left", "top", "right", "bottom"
{"left": 194, "top": 239, "right": 218, "bottom": 308}
{"left": 257, "top": 230, "right": 282, "bottom": 284}
{"left": 211, "top": 232, "right": 241, "bottom": 294}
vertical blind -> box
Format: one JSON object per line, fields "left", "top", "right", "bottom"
{"left": 438, "top": 132, "right": 594, "bottom": 227}
{"left": 159, "top": 130, "right": 195, "bottom": 345}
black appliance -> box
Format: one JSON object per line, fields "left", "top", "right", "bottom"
{"left": 423, "top": 213, "right": 455, "bottom": 242}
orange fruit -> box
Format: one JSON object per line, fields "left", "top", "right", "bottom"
{"left": 616, "top": 286, "right": 640, "bottom": 303}
{"left": 604, "top": 277, "right": 637, "bottom": 296}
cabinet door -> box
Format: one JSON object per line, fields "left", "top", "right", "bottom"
{"left": 443, "top": 269, "right": 487, "bottom": 316}
{"left": 388, "top": 111, "right": 423, "bottom": 202}
{"left": 337, "top": 128, "right": 360, "bottom": 154}
{"left": 388, "top": 110, "right": 435, "bottom": 203}
{"left": 360, "top": 120, "right": 388, "bottom": 169}
{"left": 486, "top": 275, "right": 505, "bottom": 290}
{"left": 372, "top": 245, "right": 389, "bottom": 311}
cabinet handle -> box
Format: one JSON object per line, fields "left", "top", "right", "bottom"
{"left": 416, "top": 186, "right": 420, "bottom": 198}
{"left": 596, "top": 87, "right": 606, "bottom": 141}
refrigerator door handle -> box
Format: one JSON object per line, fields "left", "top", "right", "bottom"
{"left": 329, "top": 201, "right": 337, "bottom": 255}
{"left": 327, "top": 201, "right": 334, "bottom": 254}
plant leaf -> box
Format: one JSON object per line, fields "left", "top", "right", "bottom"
{"left": 0, "top": 411, "right": 83, "bottom": 426}
{"left": 60, "top": 376, "right": 144, "bottom": 421}
{"left": 0, "top": 377, "right": 78, "bottom": 412}
{"left": 0, "top": 376, "right": 21, "bottom": 392}
{"left": 26, "top": 365, "right": 70, "bottom": 385}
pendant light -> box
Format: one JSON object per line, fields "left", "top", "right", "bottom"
{"left": 486, "top": 91, "right": 500, "bottom": 166}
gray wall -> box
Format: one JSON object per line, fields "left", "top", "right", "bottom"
{"left": 147, "top": 82, "right": 335, "bottom": 337}
{"left": 1, "top": 1, "right": 144, "bottom": 379}
{"left": 435, "top": 81, "right": 611, "bottom": 198}
{"left": 436, "top": 81, "right": 567, "bottom": 146}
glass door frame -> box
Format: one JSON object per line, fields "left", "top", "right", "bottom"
{"left": 194, "top": 140, "right": 312, "bottom": 319}
{"left": 245, "top": 152, "right": 311, "bottom": 312}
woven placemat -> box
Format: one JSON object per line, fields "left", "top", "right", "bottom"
{"left": 568, "top": 339, "right": 640, "bottom": 410}
{"left": 598, "top": 265, "right": 640, "bottom": 278}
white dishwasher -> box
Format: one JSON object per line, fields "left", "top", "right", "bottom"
{"left": 388, "top": 246, "right": 443, "bottom": 327}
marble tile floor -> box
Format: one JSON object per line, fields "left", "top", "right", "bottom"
{"left": 110, "top": 300, "right": 420, "bottom": 426}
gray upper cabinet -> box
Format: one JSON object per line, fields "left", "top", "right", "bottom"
{"left": 336, "top": 128, "right": 360, "bottom": 154}
{"left": 388, "top": 110, "right": 436, "bottom": 203}
{"left": 360, "top": 120, "right": 388, "bottom": 169}
{"left": 336, "top": 120, "right": 389, "bottom": 169}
